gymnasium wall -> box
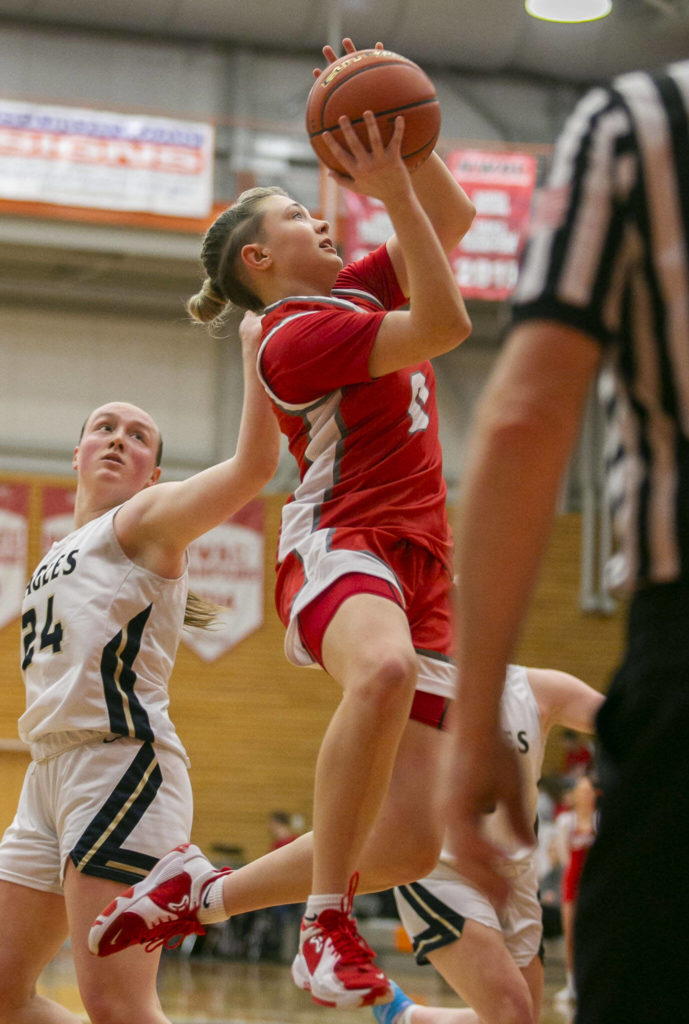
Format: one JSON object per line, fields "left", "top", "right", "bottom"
{"left": 0, "top": 18, "right": 620, "bottom": 865}
{"left": 0, "top": 22, "right": 580, "bottom": 150}
{"left": 0, "top": 479, "right": 625, "bottom": 864}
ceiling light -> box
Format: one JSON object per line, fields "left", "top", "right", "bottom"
{"left": 526, "top": 0, "right": 612, "bottom": 22}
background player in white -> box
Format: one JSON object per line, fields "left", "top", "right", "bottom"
{"left": 89, "top": 37, "right": 474, "bottom": 1010}
{"left": 0, "top": 313, "right": 279, "bottom": 1024}
{"left": 373, "top": 666, "right": 603, "bottom": 1024}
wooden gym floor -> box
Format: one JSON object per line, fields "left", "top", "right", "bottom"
{"left": 38, "top": 934, "right": 576, "bottom": 1023}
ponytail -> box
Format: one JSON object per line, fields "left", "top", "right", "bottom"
{"left": 186, "top": 186, "right": 288, "bottom": 327}
{"left": 183, "top": 590, "right": 224, "bottom": 630}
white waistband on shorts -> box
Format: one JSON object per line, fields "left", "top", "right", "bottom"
{"left": 29, "top": 730, "right": 117, "bottom": 762}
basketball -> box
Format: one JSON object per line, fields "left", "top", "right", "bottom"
{"left": 305, "top": 48, "right": 441, "bottom": 176}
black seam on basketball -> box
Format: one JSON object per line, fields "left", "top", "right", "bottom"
{"left": 405, "top": 130, "right": 440, "bottom": 161}
{"left": 309, "top": 97, "right": 439, "bottom": 139}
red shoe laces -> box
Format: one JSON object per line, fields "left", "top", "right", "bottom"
{"left": 321, "top": 871, "right": 376, "bottom": 967}
{"left": 324, "top": 909, "right": 376, "bottom": 965}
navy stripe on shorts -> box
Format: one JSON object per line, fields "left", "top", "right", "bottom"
{"left": 396, "top": 880, "right": 467, "bottom": 965}
{"left": 70, "top": 741, "right": 161, "bottom": 885}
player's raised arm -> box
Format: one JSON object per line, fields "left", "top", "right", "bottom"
{"left": 322, "top": 113, "right": 471, "bottom": 377}
{"left": 527, "top": 667, "right": 605, "bottom": 737}
{"left": 115, "top": 311, "right": 280, "bottom": 573}
{"left": 387, "top": 153, "right": 475, "bottom": 295}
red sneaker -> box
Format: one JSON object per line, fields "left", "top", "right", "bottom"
{"left": 291, "top": 874, "right": 392, "bottom": 1008}
{"left": 88, "top": 843, "right": 231, "bottom": 956}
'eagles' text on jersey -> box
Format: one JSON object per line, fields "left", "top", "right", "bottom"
{"left": 19, "top": 506, "right": 189, "bottom": 761}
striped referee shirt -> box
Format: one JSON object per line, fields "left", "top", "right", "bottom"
{"left": 511, "top": 61, "right": 689, "bottom": 590}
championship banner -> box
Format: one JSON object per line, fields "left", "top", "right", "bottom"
{"left": 0, "top": 99, "right": 214, "bottom": 217}
{"left": 0, "top": 483, "right": 29, "bottom": 630}
{"left": 342, "top": 150, "right": 537, "bottom": 301}
{"left": 41, "top": 487, "right": 76, "bottom": 554}
{"left": 182, "top": 500, "right": 265, "bottom": 662}
{"left": 446, "top": 150, "right": 538, "bottom": 301}
{"left": 342, "top": 192, "right": 393, "bottom": 264}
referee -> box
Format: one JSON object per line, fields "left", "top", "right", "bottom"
{"left": 446, "top": 62, "right": 689, "bottom": 1024}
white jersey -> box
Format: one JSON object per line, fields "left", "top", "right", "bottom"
{"left": 441, "top": 664, "right": 544, "bottom": 872}
{"left": 18, "top": 506, "right": 189, "bottom": 762}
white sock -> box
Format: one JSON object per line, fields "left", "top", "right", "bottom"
{"left": 304, "top": 892, "right": 344, "bottom": 919}
{"left": 397, "top": 1008, "right": 415, "bottom": 1024}
{"left": 197, "top": 876, "right": 228, "bottom": 924}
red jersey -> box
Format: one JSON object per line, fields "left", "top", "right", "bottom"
{"left": 258, "top": 244, "right": 452, "bottom": 569}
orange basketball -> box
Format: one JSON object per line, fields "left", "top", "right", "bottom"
{"left": 305, "top": 48, "right": 441, "bottom": 177}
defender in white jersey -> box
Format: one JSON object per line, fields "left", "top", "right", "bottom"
{"left": 20, "top": 506, "right": 189, "bottom": 763}
{"left": 385, "top": 667, "right": 602, "bottom": 1024}
{"left": 0, "top": 313, "right": 279, "bottom": 1024}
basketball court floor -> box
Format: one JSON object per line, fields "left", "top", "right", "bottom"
{"left": 38, "top": 935, "right": 575, "bottom": 1023}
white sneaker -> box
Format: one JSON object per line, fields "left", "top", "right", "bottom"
{"left": 88, "top": 843, "right": 231, "bottom": 956}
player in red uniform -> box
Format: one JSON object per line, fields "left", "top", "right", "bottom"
{"left": 555, "top": 771, "right": 599, "bottom": 1004}
{"left": 89, "top": 38, "right": 473, "bottom": 1011}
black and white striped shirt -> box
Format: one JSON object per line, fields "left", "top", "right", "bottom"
{"left": 512, "top": 61, "right": 689, "bottom": 590}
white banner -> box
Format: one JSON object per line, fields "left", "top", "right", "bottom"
{"left": 0, "top": 483, "right": 29, "bottom": 631}
{"left": 0, "top": 99, "right": 214, "bottom": 217}
{"left": 182, "top": 501, "right": 265, "bottom": 662}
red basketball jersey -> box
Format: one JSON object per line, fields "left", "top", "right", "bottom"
{"left": 258, "top": 243, "right": 452, "bottom": 568}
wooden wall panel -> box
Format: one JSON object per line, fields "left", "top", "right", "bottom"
{"left": 516, "top": 515, "right": 626, "bottom": 776}
{"left": 0, "top": 474, "right": 625, "bottom": 858}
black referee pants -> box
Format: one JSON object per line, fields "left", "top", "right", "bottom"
{"left": 575, "top": 582, "right": 689, "bottom": 1024}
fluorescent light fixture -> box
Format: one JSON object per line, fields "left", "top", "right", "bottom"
{"left": 526, "top": 0, "right": 612, "bottom": 22}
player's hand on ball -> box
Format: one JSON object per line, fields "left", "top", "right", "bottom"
{"left": 323, "top": 110, "right": 408, "bottom": 196}
{"left": 312, "top": 37, "right": 384, "bottom": 79}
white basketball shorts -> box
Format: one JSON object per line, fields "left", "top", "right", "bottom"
{"left": 0, "top": 731, "right": 193, "bottom": 893}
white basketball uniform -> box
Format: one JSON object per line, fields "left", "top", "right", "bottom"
{"left": 395, "top": 664, "right": 546, "bottom": 968}
{"left": 0, "top": 506, "right": 193, "bottom": 892}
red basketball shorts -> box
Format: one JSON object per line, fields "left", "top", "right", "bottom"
{"left": 276, "top": 529, "right": 455, "bottom": 729}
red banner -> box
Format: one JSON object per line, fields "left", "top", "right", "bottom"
{"left": 446, "top": 150, "right": 538, "bottom": 301}
{"left": 342, "top": 150, "right": 538, "bottom": 301}
{"left": 0, "top": 482, "right": 29, "bottom": 629}
{"left": 342, "top": 192, "right": 393, "bottom": 265}
{"left": 182, "top": 499, "right": 265, "bottom": 662}
{"left": 41, "top": 486, "right": 77, "bottom": 554}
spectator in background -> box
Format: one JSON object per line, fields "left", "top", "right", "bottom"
{"left": 559, "top": 729, "right": 593, "bottom": 783}
{"left": 555, "top": 771, "right": 599, "bottom": 1005}
{"left": 268, "top": 811, "right": 300, "bottom": 851}
{"left": 538, "top": 834, "right": 563, "bottom": 941}
{"left": 241, "top": 812, "right": 304, "bottom": 963}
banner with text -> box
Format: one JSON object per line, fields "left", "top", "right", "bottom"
{"left": 0, "top": 483, "right": 29, "bottom": 630}
{"left": 342, "top": 150, "right": 538, "bottom": 301}
{"left": 0, "top": 99, "right": 214, "bottom": 217}
{"left": 182, "top": 500, "right": 265, "bottom": 662}
{"left": 446, "top": 150, "right": 538, "bottom": 301}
